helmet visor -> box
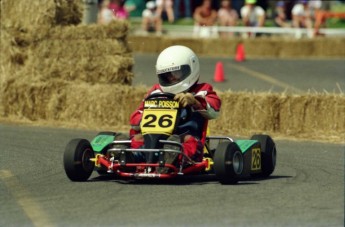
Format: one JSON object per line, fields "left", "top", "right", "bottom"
{"left": 157, "top": 65, "right": 191, "bottom": 86}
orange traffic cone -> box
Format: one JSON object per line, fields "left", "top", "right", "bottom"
{"left": 235, "top": 43, "right": 245, "bottom": 62}
{"left": 214, "top": 61, "right": 225, "bottom": 82}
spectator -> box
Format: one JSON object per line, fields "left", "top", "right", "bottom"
{"left": 240, "top": 0, "right": 265, "bottom": 27}
{"left": 217, "top": 0, "right": 239, "bottom": 38}
{"left": 273, "top": 1, "right": 291, "bottom": 27}
{"left": 291, "top": 0, "right": 313, "bottom": 29}
{"left": 174, "top": 0, "right": 192, "bottom": 20}
{"left": 240, "top": 0, "right": 265, "bottom": 37}
{"left": 109, "top": 0, "right": 129, "bottom": 20}
{"left": 98, "top": 0, "right": 116, "bottom": 24}
{"left": 193, "top": 0, "right": 218, "bottom": 38}
{"left": 142, "top": 1, "right": 163, "bottom": 35}
{"left": 156, "top": 0, "right": 175, "bottom": 23}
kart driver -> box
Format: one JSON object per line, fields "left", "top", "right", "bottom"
{"left": 129, "top": 45, "right": 221, "bottom": 166}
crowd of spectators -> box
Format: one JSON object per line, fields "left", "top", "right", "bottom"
{"left": 97, "top": 0, "right": 344, "bottom": 38}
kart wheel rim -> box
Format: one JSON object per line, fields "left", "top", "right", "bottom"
{"left": 82, "top": 148, "right": 94, "bottom": 172}
{"left": 233, "top": 151, "right": 243, "bottom": 175}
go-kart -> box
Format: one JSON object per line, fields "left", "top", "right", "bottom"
{"left": 63, "top": 93, "right": 277, "bottom": 184}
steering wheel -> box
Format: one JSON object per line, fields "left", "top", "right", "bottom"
{"left": 145, "top": 92, "right": 175, "bottom": 100}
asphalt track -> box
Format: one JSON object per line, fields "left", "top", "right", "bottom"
{"left": 0, "top": 56, "right": 344, "bottom": 226}
{"left": 133, "top": 54, "right": 345, "bottom": 94}
{"left": 0, "top": 124, "right": 343, "bottom": 227}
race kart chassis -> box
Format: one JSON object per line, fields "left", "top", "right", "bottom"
{"left": 91, "top": 139, "right": 215, "bottom": 179}
{"left": 63, "top": 92, "right": 277, "bottom": 184}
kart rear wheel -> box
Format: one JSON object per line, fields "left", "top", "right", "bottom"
{"left": 250, "top": 134, "right": 276, "bottom": 177}
{"left": 64, "top": 139, "right": 95, "bottom": 181}
{"left": 214, "top": 141, "right": 244, "bottom": 184}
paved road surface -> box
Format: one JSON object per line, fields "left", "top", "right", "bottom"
{"left": 0, "top": 124, "right": 343, "bottom": 227}
{"left": 133, "top": 54, "right": 345, "bottom": 94}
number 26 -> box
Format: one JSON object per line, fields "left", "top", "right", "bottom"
{"left": 142, "top": 114, "right": 173, "bottom": 128}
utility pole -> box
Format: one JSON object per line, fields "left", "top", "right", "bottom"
{"left": 82, "top": 0, "right": 98, "bottom": 24}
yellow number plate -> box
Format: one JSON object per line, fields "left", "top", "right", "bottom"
{"left": 141, "top": 109, "right": 178, "bottom": 135}
{"left": 251, "top": 148, "right": 261, "bottom": 170}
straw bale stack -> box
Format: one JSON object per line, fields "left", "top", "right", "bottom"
{"left": 214, "top": 92, "right": 280, "bottom": 134}
{"left": 209, "top": 92, "right": 345, "bottom": 140}
{"left": 128, "top": 36, "right": 345, "bottom": 58}
{"left": 2, "top": 80, "right": 146, "bottom": 125}
{"left": 1, "top": 22, "right": 134, "bottom": 84}
{"left": 0, "top": 0, "right": 81, "bottom": 28}
{"left": 2, "top": 79, "right": 344, "bottom": 141}
{"left": 277, "top": 93, "right": 345, "bottom": 135}
{"left": 43, "top": 23, "right": 130, "bottom": 40}
{"left": 0, "top": 0, "right": 134, "bottom": 118}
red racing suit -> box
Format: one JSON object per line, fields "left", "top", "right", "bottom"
{"left": 129, "top": 82, "right": 221, "bottom": 161}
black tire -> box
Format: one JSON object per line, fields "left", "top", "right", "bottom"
{"left": 64, "top": 139, "right": 95, "bottom": 181}
{"left": 250, "top": 134, "right": 277, "bottom": 177}
{"left": 214, "top": 141, "right": 244, "bottom": 184}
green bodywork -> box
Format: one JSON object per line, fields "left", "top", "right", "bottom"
{"left": 235, "top": 140, "right": 258, "bottom": 153}
{"left": 91, "top": 134, "right": 115, "bottom": 153}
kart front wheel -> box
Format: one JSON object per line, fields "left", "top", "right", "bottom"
{"left": 64, "top": 139, "right": 95, "bottom": 181}
{"left": 214, "top": 141, "right": 244, "bottom": 184}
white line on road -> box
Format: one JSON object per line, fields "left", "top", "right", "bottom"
{"left": 229, "top": 64, "right": 304, "bottom": 93}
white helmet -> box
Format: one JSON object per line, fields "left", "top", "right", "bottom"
{"left": 156, "top": 45, "right": 200, "bottom": 94}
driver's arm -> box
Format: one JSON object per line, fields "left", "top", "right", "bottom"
{"left": 174, "top": 84, "right": 221, "bottom": 120}
{"left": 194, "top": 89, "right": 221, "bottom": 120}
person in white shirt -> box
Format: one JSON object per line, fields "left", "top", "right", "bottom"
{"left": 141, "top": 1, "right": 163, "bottom": 35}
{"left": 291, "top": 0, "right": 313, "bottom": 29}
{"left": 240, "top": 0, "right": 265, "bottom": 37}
{"left": 240, "top": 0, "right": 265, "bottom": 27}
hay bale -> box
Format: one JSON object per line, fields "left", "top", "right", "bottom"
{"left": 2, "top": 80, "right": 344, "bottom": 141}
{"left": 1, "top": 22, "right": 133, "bottom": 85}
{"left": 128, "top": 36, "right": 163, "bottom": 53}
{"left": 33, "top": 38, "right": 130, "bottom": 59}
{"left": 208, "top": 91, "right": 345, "bottom": 140}
{"left": 210, "top": 92, "right": 279, "bottom": 134}
{"left": 0, "top": 0, "right": 82, "bottom": 28}
{"left": 59, "top": 83, "right": 146, "bottom": 126}
{"left": 1, "top": 79, "right": 68, "bottom": 120}
{"left": 25, "top": 55, "right": 133, "bottom": 84}
{"left": 1, "top": 80, "right": 146, "bottom": 125}
{"left": 314, "top": 38, "right": 345, "bottom": 57}
{"left": 127, "top": 36, "right": 345, "bottom": 58}
{"left": 37, "top": 22, "right": 130, "bottom": 40}
{"left": 162, "top": 37, "right": 204, "bottom": 53}
{"left": 244, "top": 38, "right": 281, "bottom": 58}
{"left": 278, "top": 93, "right": 345, "bottom": 135}
{"left": 202, "top": 39, "right": 239, "bottom": 57}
